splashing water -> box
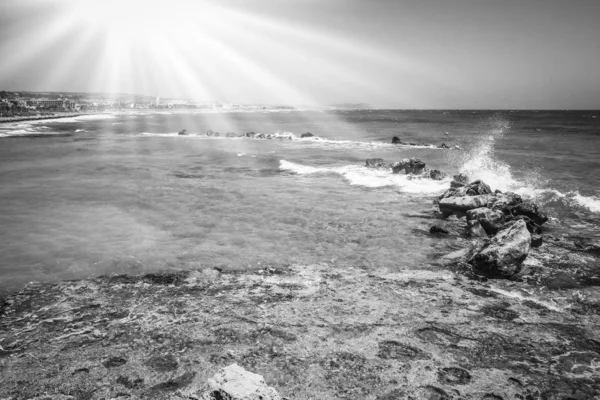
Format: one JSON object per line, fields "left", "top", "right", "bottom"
{"left": 456, "top": 115, "right": 522, "bottom": 191}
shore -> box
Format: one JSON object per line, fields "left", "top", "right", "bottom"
{"left": 0, "top": 113, "right": 91, "bottom": 124}
{"left": 1, "top": 250, "right": 599, "bottom": 399}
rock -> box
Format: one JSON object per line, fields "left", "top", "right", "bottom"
{"left": 468, "top": 220, "right": 488, "bottom": 238}
{"left": 469, "top": 219, "right": 531, "bottom": 278}
{"left": 225, "top": 132, "right": 237, "bottom": 137}
{"left": 439, "top": 143, "right": 450, "bottom": 149}
{"left": 205, "top": 363, "right": 281, "bottom": 400}
{"left": 504, "top": 215, "right": 542, "bottom": 234}
{"left": 439, "top": 195, "right": 496, "bottom": 217}
{"left": 391, "top": 136, "right": 402, "bottom": 144}
{"left": 466, "top": 207, "right": 503, "bottom": 235}
{"left": 429, "top": 225, "right": 450, "bottom": 235}
{"left": 453, "top": 173, "right": 469, "bottom": 185}
{"left": 245, "top": 132, "right": 257, "bottom": 138}
{"left": 365, "top": 158, "right": 389, "bottom": 169}
{"left": 206, "top": 130, "right": 221, "bottom": 136}
{"left": 507, "top": 202, "right": 548, "bottom": 226}
{"left": 490, "top": 192, "right": 522, "bottom": 210}
{"left": 429, "top": 169, "right": 446, "bottom": 180}
{"left": 465, "top": 180, "right": 493, "bottom": 196}
{"left": 300, "top": 132, "right": 314, "bottom": 138}
{"left": 466, "top": 207, "right": 503, "bottom": 223}
{"left": 531, "top": 233, "right": 543, "bottom": 248}
{"left": 178, "top": 129, "right": 188, "bottom": 136}
{"left": 391, "top": 158, "right": 426, "bottom": 175}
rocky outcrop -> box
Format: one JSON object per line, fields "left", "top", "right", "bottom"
{"left": 178, "top": 129, "right": 188, "bottom": 136}
{"left": 434, "top": 174, "right": 551, "bottom": 278}
{"left": 300, "top": 132, "right": 314, "bottom": 138}
{"left": 439, "top": 195, "right": 496, "bottom": 217}
{"left": 365, "top": 158, "right": 389, "bottom": 169}
{"left": 205, "top": 364, "right": 281, "bottom": 400}
{"left": 469, "top": 219, "right": 531, "bottom": 278}
{"left": 392, "top": 158, "right": 426, "bottom": 175}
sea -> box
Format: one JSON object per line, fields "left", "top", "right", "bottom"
{"left": 0, "top": 110, "right": 599, "bottom": 293}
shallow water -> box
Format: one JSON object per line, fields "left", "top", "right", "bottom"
{"left": 0, "top": 110, "right": 599, "bottom": 291}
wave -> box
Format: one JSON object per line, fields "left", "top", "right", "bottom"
{"left": 0, "top": 124, "right": 59, "bottom": 137}
{"left": 279, "top": 160, "right": 452, "bottom": 194}
{"left": 449, "top": 115, "right": 600, "bottom": 214}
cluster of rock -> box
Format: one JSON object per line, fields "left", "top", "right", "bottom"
{"left": 365, "top": 157, "right": 447, "bottom": 180}
{"left": 434, "top": 174, "right": 548, "bottom": 278}
{"left": 391, "top": 136, "right": 455, "bottom": 149}
{"left": 177, "top": 129, "right": 315, "bottom": 140}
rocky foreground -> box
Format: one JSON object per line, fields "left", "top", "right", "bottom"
{"left": 1, "top": 160, "right": 600, "bottom": 400}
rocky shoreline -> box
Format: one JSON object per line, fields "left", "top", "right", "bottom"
{"left": 1, "top": 157, "right": 599, "bottom": 399}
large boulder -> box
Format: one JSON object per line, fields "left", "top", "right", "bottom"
{"left": 205, "top": 364, "right": 281, "bottom": 400}
{"left": 300, "top": 132, "right": 314, "bottom": 138}
{"left": 466, "top": 207, "right": 504, "bottom": 236}
{"left": 178, "top": 129, "right": 188, "bottom": 136}
{"left": 490, "top": 192, "right": 523, "bottom": 211}
{"left": 245, "top": 132, "right": 257, "bottom": 138}
{"left": 466, "top": 207, "right": 504, "bottom": 223}
{"left": 365, "top": 158, "right": 389, "bottom": 169}
{"left": 507, "top": 202, "right": 548, "bottom": 226}
{"left": 391, "top": 158, "right": 426, "bottom": 175}
{"left": 391, "top": 136, "right": 402, "bottom": 144}
{"left": 469, "top": 219, "right": 531, "bottom": 278}
{"left": 439, "top": 195, "right": 496, "bottom": 217}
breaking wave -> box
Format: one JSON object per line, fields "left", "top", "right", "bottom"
{"left": 279, "top": 160, "right": 451, "bottom": 194}
{"left": 451, "top": 115, "right": 600, "bottom": 214}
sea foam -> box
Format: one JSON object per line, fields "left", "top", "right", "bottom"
{"left": 279, "top": 160, "right": 451, "bottom": 194}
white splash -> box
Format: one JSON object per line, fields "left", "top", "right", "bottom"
{"left": 279, "top": 160, "right": 452, "bottom": 194}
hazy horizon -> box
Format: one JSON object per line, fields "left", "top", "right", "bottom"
{"left": 1, "top": 0, "right": 599, "bottom": 109}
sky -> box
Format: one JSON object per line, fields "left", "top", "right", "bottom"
{"left": 0, "top": 0, "right": 599, "bottom": 109}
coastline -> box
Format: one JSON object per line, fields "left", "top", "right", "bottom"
{"left": 0, "top": 113, "right": 88, "bottom": 124}
{"left": 1, "top": 259, "right": 598, "bottom": 399}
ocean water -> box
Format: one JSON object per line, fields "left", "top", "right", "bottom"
{"left": 0, "top": 110, "right": 599, "bottom": 292}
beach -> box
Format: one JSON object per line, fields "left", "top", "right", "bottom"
{"left": 0, "top": 110, "right": 599, "bottom": 398}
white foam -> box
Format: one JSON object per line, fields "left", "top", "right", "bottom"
{"left": 75, "top": 129, "right": 87, "bottom": 132}
{"left": 279, "top": 160, "right": 452, "bottom": 194}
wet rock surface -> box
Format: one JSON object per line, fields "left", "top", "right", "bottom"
{"left": 0, "top": 264, "right": 598, "bottom": 399}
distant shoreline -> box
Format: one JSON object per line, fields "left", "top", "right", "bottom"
{"left": 0, "top": 112, "right": 90, "bottom": 124}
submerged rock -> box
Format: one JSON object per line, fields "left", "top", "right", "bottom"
{"left": 205, "top": 363, "right": 281, "bottom": 400}
{"left": 365, "top": 158, "right": 389, "bottom": 169}
{"left": 469, "top": 219, "right": 531, "bottom": 278}
{"left": 178, "top": 129, "right": 188, "bottom": 136}
{"left": 300, "top": 132, "right": 314, "bottom": 138}
{"left": 392, "top": 158, "right": 426, "bottom": 175}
